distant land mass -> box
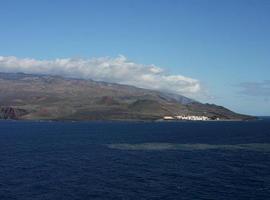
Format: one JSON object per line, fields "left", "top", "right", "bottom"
{"left": 0, "top": 72, "right": 254, "bottom": 121}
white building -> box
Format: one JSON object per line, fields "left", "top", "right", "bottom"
{"left": 174, "top": 115, "right": 210, "bottom": 121}
{"left": 163, "top": 116, "right": 175, "bottom": 120}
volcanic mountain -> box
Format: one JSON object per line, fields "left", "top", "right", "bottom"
{"left": 0, "top": 72, "right": 253, "bottom": 121}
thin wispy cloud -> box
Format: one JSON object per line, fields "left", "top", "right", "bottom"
{"left": 236, "top": 80, "right": 270, "bottom": 98}
{"left": 0, "top": 55, "right": 201, "bottom": 97}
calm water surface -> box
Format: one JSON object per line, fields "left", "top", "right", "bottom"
{"left": 0, "top": 119, "right": 270, "bottom": 199}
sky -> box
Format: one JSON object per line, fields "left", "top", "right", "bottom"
{"left": 0, "top": 0, "right": 269, "bottom": 115}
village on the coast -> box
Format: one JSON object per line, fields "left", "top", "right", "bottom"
{"left": 163, "top": 115, "right": 220, "bottom": 121}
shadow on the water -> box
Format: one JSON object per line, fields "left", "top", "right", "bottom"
{"left": 107, "top": 143, "right": 270, "bottom": 152}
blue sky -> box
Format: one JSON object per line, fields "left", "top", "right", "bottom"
{"left": 0, "top": 0, "right": 269, "bottom": 115}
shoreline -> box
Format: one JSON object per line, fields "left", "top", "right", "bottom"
{"left": 0, "top": 117, "right": 258, "bottom": 123}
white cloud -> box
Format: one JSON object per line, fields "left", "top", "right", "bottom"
{"left": 0, "top": 55, "right": 201, "bottom": 97}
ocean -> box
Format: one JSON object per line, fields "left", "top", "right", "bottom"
{"left": 0, "top": 119, "right": 270, "bottom": 199}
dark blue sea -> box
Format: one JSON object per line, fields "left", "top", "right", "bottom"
{"left": 0, "top": 119, "right": 270, "bottom": 200}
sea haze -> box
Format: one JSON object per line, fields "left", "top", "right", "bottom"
{"left": 0, "top": 119, "right": 270, "bottom": 199}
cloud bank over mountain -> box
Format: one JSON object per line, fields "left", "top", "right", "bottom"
{"left": 0, "top": 55, "right": 201, "bottom": 97}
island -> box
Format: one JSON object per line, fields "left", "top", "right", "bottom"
{"left": 0, "top": 72, "right": 255, "bottom": 121}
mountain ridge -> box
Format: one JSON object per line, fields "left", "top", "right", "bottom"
{"left": 0, "top": 72, "right": 254, "bottom": 121}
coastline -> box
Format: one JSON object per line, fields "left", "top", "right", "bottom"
{"left": 0, "top": 117, "right": 258, "bottom": 123}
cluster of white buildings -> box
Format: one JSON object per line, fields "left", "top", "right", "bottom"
{"left": 163, "top": 115, "right": 213, "bottom": 121}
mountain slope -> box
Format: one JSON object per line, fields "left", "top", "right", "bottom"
{"left": 0, "top": 72, "right": 254, "bottom": 121}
